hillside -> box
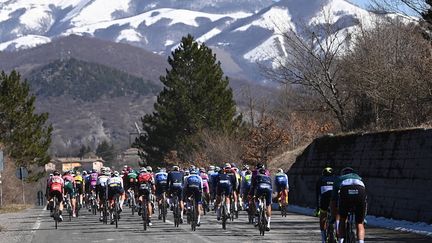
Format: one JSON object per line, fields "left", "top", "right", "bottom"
{"left": 29, "top": 58, "right": 159, "bottom": 101}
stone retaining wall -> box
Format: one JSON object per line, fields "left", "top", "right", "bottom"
{"left": 287, "top": 128, "right": 432, "bottom": 223}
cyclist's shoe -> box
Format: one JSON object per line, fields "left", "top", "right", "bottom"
{"left": 119, "top": 208, "right": 123, "bottom": 213}
{"left": 58, "top": 215, "right": 63, "bottom": 222}
{"left": 72, "top": 213, "right": 77, "bottom": 218}
{"left": 180, "top": 218, "right": 184, "bottom": 224}
{"left": 148, "top": 220, "right": 153, "bottom": 227}
{"left": 197, "top": 221, "right": 201, "bottom": 227}
{"left": 158, "top": 214, "right": 162, "bottom": 220}
{"left": 99, "top": 216, "right": 103, "bottom": 222}
{"left": 265, "top": 226, "right": 270, "bottom": 231}
{"left": 110, "top": 220, "right": 115, "bottom": 225}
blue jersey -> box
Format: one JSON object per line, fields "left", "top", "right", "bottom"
{"left": 155, "top": 172, "right": 168, "bottom": 185}
{"left": 167, "top": 171, "right": 184, "bottom": 188}
{"left": 274, "top": 173, "right": 288, "bottom": 188}
{"left": 185, "top": 174, "right": 203, "bottom": 190}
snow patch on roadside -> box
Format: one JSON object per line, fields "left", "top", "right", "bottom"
{"left": 288, "top": 205, "right": 432, "bottom": 237}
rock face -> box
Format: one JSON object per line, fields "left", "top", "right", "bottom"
{"left": 288, "top": 128, "right": 432, "bottom": 223}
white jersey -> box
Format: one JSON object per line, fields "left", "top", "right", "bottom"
{"left": 97, "top": 175, "right": 110, "bottom": 187}
{"left": 107, "top": 176, "right": 124, "bottom": 188}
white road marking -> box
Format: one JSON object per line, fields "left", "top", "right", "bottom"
{"left": 165, "top": 219, "right": 213, "bottom": 243}
{"left": 29, "top": 208, "right": 46, "bottom": 242}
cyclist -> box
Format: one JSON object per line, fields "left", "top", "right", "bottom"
{"left": 96, "top": 167, "right": 110, "bottom": 221}
{"left": 209, "top": 166, "right": 220, "bottom": 204}
{"left": 274, "top": 168, "right": 289, "bottom": 210}
{"left": 45, "top": 173, "right": 54, "bottom": 210}
{"left": 225, "top": 163, "right": 239, "bottom": 214}
{"left": 315, "top": 167, "right": 336, "bottom": 243}
{"left": 74, "top": 171, "right": 84, "bottom": 209}
{"left": 107, "top": 171, "right": 125, "bottom": 224}
{"left": 215, "top": 164, "right": 235, "bottom": 220}
{"left": 154, "top": 167, "right": 168, "bottom": 220}
{"left": 63, "top": 170, "right": 77, "bottom": 217}
{"left": 168, "top": 165, "right": 185, "bottom": 223}
{"left": 253, "top": 167, "right": 272, "bottom": 231}
{"left": 184, "top": 169, "right": 204, "bottom": 226}
{"left": 331, "top": 167, "right": 366, "bottom": 243}
{"left": 47, "top": 171, "right": 64, "bottom": 221}
{"left": 199, "top": 168, "right": 210, "bottom": 212}
{"left": 137, "top": 167, "right": 155, "bottom": 226}
{"left": 241, "top": 168, "right": 252, "bottom": 210}
{"left": 125, "top": 167, "right": 138, "bottom": 206}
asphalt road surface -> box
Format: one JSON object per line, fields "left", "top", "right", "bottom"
{"left": 1, "top": 206, "right": 431, "bottom": 243}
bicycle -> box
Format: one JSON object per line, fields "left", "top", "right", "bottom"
{"left": 230, "top": 195, "right": 236, "bottom": 221}
{"left": 188, "top": 197, "right": 197, "bottom": 231}
{"left": 63, "top": 195, "right": 73, "bottom": 222}
{"left": 158, "top": 192, "right": 167, "bottom": 222}
{"left": 280, "top": 190, "right": 288, "bottom": 217}
{"left": 128, "top": 188, "right": 136, "bottom": 215}
{"left": 220, "top": 194, "right": 228, "bottom": 230}
{"left": 141, "top": 197, "right": 149, "bottom": 231}
{"left": 90, "top": 191, "right": 98, "bottom": 215}
{"left": 111, "top": 194, "right": 121, "bottom": 228}
{"left": 52, "top": 197, "right": 60, "bottom": 229}
{"left": 344, "top": 211, "right": 356, "bottom": 243}
{"left": 172, "top": 194, "right": 180, "bottom": 227}
{"left": 321, "top": 208, "right": 337, "bottom": 243}
{"left": 257, "top": 195, "right": 267, "bottom": 236}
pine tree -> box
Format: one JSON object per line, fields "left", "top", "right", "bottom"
{"left": 0, "top": 70, "right": 52, "bottom": 167}
{"left": 135, "top": 34, "right": 239, "bottom": 164}
{"left": 96, "top": 140, "right": 116, "bottom": 165}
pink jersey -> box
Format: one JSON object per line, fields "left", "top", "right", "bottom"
{"left": 62, "top": 174, "right": 75, "bottom": 183}
{"left": 200, "top": 172, "right": 209, "bottom": 193}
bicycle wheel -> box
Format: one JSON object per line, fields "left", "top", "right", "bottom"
{"left": 103, "top": 200, "right": 108, "bottom": 224}
{"left": 115, "top": 195, "right": 119, "bottom": 228}
{"left": 131, "top": 192, "right": 136, "bottom": 215}
{"left": 191, "top": 200, "right": 196, "bottom": 231}
{"left": 174, "top": 197, "right": 179, "bottom": 227}
{"left": 142, "top": 200, "right": 148, "bottom": 231}
{"left": 221, "top": 200, "right": 227, "bottom": 230}
{"left": 162, "top": 194, "right": 167, "bottom": 223}
{"left": 53, "top": 198, "right": 59, "bottom": 229}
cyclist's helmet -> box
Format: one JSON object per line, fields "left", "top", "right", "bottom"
{"left": 92, "top": 169, "right": 97, "bottom": 173}
{"left": 184, "top": 170, "right": 190, "bottom": 176}
{"left": 146, "top": 166, "right": 152, "bottom": 173}
{"left": 53, "top": 171, "right": 60, "bottom": 176}
{"left": 256, "top": 163, "right": 264, "bottom": 170}
{"left": 209, "top": 165, "right": 215, "bottom": 171}
{"left": 243, "top": 164, "right": 249, "bottom": 170}
{"left": 49, "top": 173, "right": 54, "bottom": 177}
{"left": 259, "top": 168, "right": 267, "bottom": 174}
{"left": 113, "top": 171, "right": 120, "bottom": 177}
{"left": 215, "top": 166, "right": 221, "bottom": 172}
{"left": 199, "top": 167, "right": 205, "bottom": 173}
{"left": 231, "top": 163, "right": 237, "bottom": 168}
{"left": 140, "top": 167, "right": 147, "bottom": 173}
{"left": 322, "top": 167, "right": 333, "bottom": 176}
{"left": 172, "top": 165, "right": 179, "bottom": 171}
{"left": 160, "top": 168, "right": 166, "bottom": 173}
{"left": 190, "top": 169, "right": 198, "bottom": 174}
{"left": 277, "top": 168, "right": 284, "bottom": 173}
{"left": 82, "top": 170, "right": 87, "bottom": 175}
{"left": 341, "top": 167, "right": 355, "bottom": 175}
{"left": 75, "top": 171, "right": 81, "bottom": 175}
{"left": 224, "top": 163, "right": 231, "bottom": 169}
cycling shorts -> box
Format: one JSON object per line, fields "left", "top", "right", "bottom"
{"left": 76, "top": 182, "right": 83, "bottom": 195}
{"left": 169, "top": 185, "right": 183, "bottom": 201}
{"left": 255, "top": 184, "right": 272, "bottom": 206}
{"left": 155, "top": 183, "right": 168, "bottom": 196}
{"left": 49, "top": 190, "right": 63, "bottom": 203}
{"left": 319, "top": 191, "right": 332, "bottom": 211}
{"left": 275, "top": 183, "right": 288, "bottom": 193}
{"left": 97, "top": 186, "right": 107, "bottom": 201}
{"left": 108, "top": 186, "right": 125, "bottom": 200}
{"left": 338, "top": 185, "right": 366, "bottom": 224}
{"left": 64, "top": 182, "right": 76, "bottom": 198}
{"left": 217, "top": 183, "right": 232, "bottom": 197}
{"left": 185, "top": 187, "right": 202, "bottom": 205}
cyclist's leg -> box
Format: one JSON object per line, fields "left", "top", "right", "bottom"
{"left": 355, "top": 187, "right": 367, "bottom": 242}
{"left": 265, "top": 188, "right": 272, "bottom": 229}
{"left": 196, "top": 188, "right": 203, "bottom": 225}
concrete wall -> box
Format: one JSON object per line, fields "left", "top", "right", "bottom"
{"left": 287, "top": 128, "right": 432, "bottom": 223}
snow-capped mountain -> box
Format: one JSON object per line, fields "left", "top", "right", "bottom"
{"left": 0, "top": 0, "right": 388, "bottom": 81}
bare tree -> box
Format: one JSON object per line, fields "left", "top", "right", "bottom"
{"left": 266, "top": 10, "right": 353, "bottom": 131}
{"left": 342, "top": 18, "right": 432, "bottom": 129}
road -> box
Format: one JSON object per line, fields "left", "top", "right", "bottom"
{"left": 0, "top": 206, "right": 431, "bottom": 243}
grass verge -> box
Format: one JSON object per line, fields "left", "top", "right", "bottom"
{"left": 0, "top": 204, "right": 30, "bottom": 214}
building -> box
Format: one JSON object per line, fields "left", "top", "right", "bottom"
{"left": 50, "top": 156, "right": 104, "bottom": 172}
